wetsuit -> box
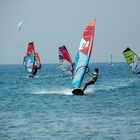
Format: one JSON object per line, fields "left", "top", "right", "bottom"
{"left": 83, "top": 72, "right": 98, "bottom": 91}
{"left": 32, "top": 66, "right": 38, "bottom": 76}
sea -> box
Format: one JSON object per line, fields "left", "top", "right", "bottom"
{"left": 0, "top": 63, "right": 140, "bottom": 140}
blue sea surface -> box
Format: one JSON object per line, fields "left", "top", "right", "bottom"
{"left": 0, "top": 63, "right": 140, "bottom": 140}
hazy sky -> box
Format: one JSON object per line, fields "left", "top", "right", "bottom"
{"left": 0, "top": 0, "right": 140, "bottom": 64}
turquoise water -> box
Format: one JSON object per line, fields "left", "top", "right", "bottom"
{"left": 0, "top": 63, "right": 140, "bottom": 140}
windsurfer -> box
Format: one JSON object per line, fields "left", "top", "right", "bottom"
{"left": 32, "top": 65, "right": 38, "bottom": 76}
{"left": 82, "top": 68, "right": 99, "bottom": 91}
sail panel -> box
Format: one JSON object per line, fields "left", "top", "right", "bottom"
{"left": 26, "top": 42, "right": 35, "bottom": 57}
{"left": 25, "top": 42, "right": 35, "bottom": 74}
{"left": 34, "top": 52, "right": 41, "bottom": 69}
{"left": 26, "top": 51, "right": 35, "bottom": 73}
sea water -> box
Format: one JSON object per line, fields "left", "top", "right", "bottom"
{"left": 0, "top": 63, "right": 140, "bottom": 140}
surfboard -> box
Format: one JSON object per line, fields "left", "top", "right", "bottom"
{"left": 72, "top": 88, "right": 84, "bottom": 95}
{"left": 27, "top": 75, "right": 34, "bottom": 78}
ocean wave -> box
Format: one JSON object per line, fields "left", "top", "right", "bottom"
{"left": 94, "top": 78, "right": 137, "bottom": 92}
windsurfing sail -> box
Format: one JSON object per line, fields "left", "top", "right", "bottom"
{"left": 109, "top": 54, "right": 113, "bottom": 65}
{"left": 59, "top": 45, "right": 74, "bottom": 75}
{"left": 34, "top": 52, "right": 41, "bottom": 69}
{"left": 72, "top": 19, "right": 96, "bottom": 88}
{"left": 24, "top": 42, "right": 41, "bottom": 76}
{"left": 123, "top": 47, "right": 140, "bottom": 74}
{"left": 25, "top": 42, "right": 35, "bottom": 73}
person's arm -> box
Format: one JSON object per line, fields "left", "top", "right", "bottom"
{"left": 86, "top": 67, "right": 93, "bottom": 77}
{"left": 87, "top": 71, "right": 93, "bottom": 77}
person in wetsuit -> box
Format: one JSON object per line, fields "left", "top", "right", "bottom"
{"left": 32, "top": 65, "right": 38, "bottom": 76}
{"left": 82, "top": 68, "right": 99, "bottom": 91}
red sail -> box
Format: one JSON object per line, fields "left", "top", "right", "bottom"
{"left": 26, "top": 42, "right": 35, "bottom": 57}
{"left": 80, "top": 20, "right": 95, "bottom": 57}
{"left": 59, "top": 46, "right": 74, "bottom": 75}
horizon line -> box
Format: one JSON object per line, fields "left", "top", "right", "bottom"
{"left": 0, "top": 61, "right": 126, "bottom": 65}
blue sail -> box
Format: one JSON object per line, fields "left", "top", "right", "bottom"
{"left": 73, "top": 52, "right": 89, "bottom": 88}
{"left": 25, "top": 51, "right": 35, "bottom": 73}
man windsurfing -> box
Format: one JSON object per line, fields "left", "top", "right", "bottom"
{"left": 32, "top": 65, "right": 38, "bottom": 76}
{"left": 82, "top": 68, "right": 99, "bottom": 91}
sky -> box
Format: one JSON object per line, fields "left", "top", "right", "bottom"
{"left": 0, "top": 0, "right": 140, "bottom": 64}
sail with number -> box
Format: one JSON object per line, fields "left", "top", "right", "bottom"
{"left": 123, "top": 47, "right": 140, "bottom": 74}
{"left": 72, "top": 19, "right": 96, "bottom": 88}
{"left": 58, "top": 45, "right": 74, "bottom": 75}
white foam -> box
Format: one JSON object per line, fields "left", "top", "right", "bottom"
{"left": 33, "top": 89, "right": 73, "bottom": 95}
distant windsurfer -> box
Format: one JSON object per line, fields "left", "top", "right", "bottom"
{"left": 82, "top": 68, "right": 99, "bottom": 91}
{"left": 32, "top": 65, "right": 38, "bottom": 76}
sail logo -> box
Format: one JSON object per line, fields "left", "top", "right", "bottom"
{"left": 79, "top": 38, "right": 89, "bottom": 50}
{"left": 83, "top": 41, "right": 89, "bottom": 48}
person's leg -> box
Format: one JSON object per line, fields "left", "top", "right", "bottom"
{"left": 83, "top": 80, "right": 95, "bottom": 91}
